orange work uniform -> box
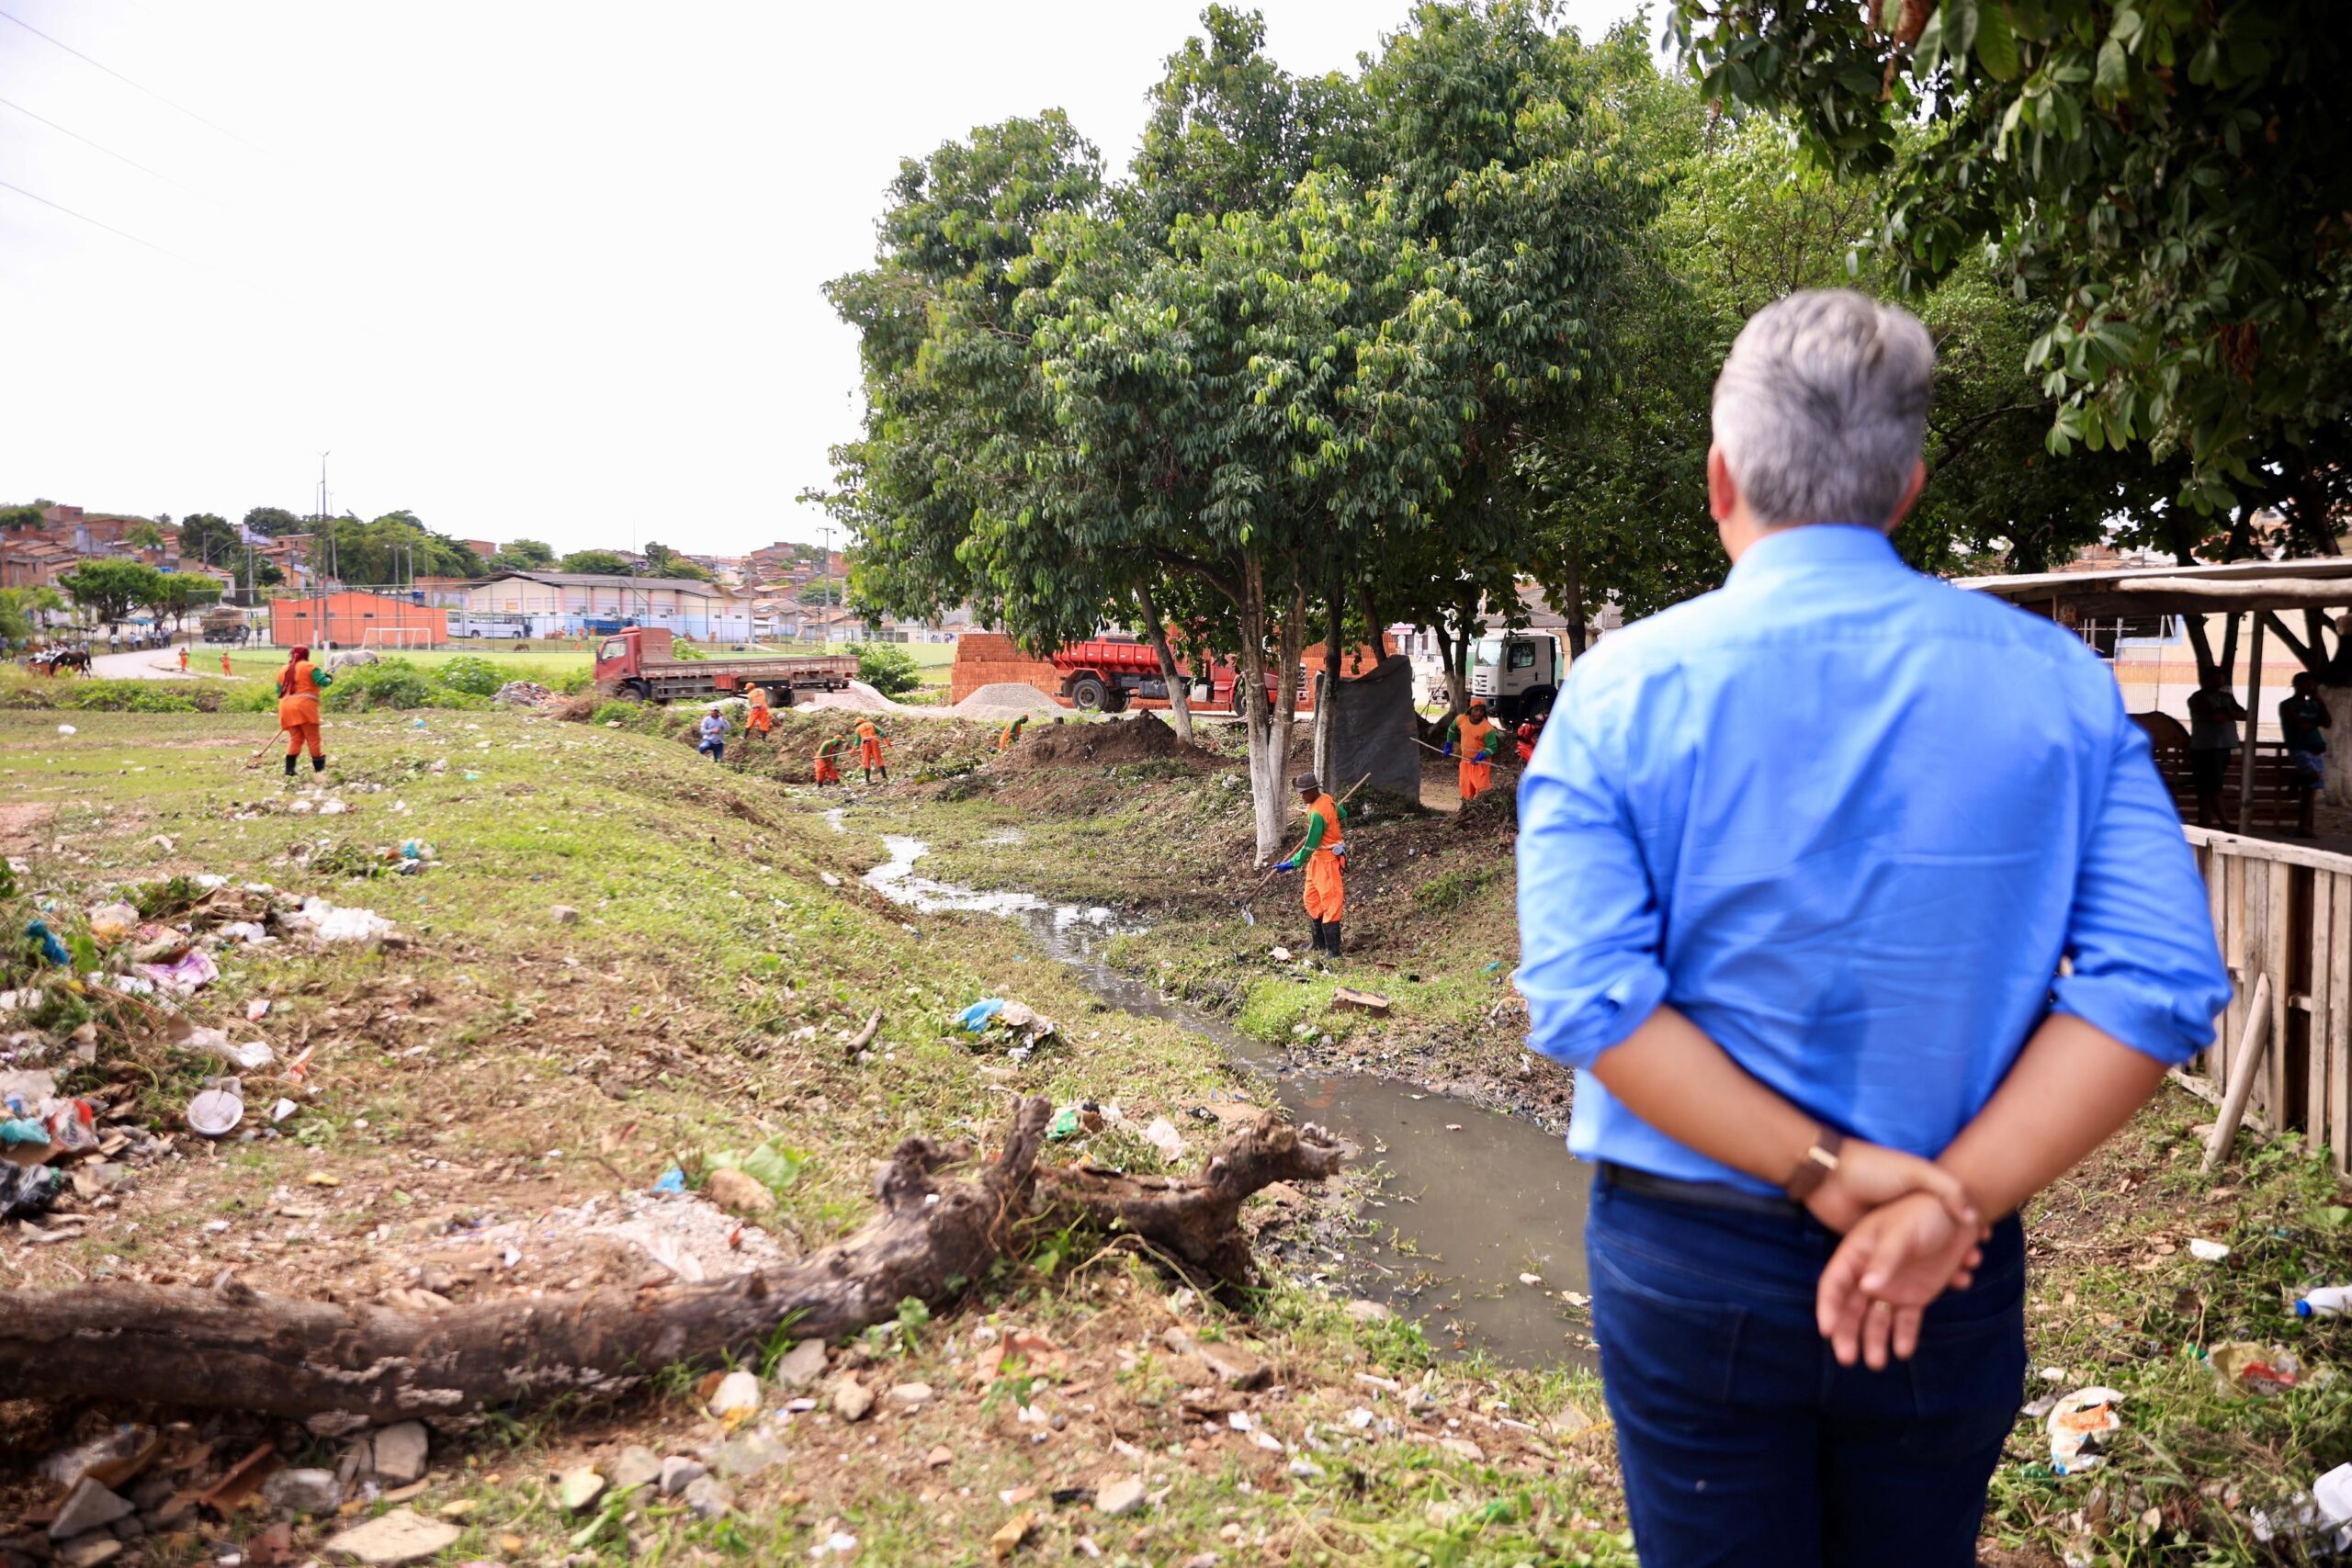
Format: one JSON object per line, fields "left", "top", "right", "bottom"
{"left": 854, "top": 717, "right": 887, "bottom": 773}
{"left": 815, "top": 737, "right": 844, "bottom": 784}
{"left": 746, "top": 686, "right": 774, "bottom": 736}
{"left": 999, "top": 716, "right": 1027, "bottom": 752}
{"left": 1300, "top": 793, "right": 1345, "bottom": 923}
{"left": 177, "top": 648, "right": 188, "bottom": 671}
{"left": 220, "top": 650, "right": 232, "bottom": 675}
{"left": 277, "top": 658, "right": 324, "bottom": 759}
{"left": 1452, "top": 714, "right": 1498, "bottom": 800}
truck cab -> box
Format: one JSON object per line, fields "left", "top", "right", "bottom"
{"left": 1468, "top": 632, "right": 1563, "bottom": 722}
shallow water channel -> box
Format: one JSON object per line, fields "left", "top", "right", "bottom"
{"left": 862, "top": 833, "right": 1592, "bottom": 1369}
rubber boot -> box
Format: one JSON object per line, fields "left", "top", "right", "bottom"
{"left": 1323, "top": 920, "right": 1342, "bottom": 957}
{"left": 282, "top": 754, "right": 297, "bottom": 778}
{"left": 1306, "top": 919, "right": 1324, "bottom": 953}
{"left": 312, "top": 754, "right": 327, "bottom": 773}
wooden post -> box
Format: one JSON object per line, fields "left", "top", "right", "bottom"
{"left": 2237, "top": 611, "right": 2266, "bottom": 834}
{"left": 2205, "top": 973, "right": 2276, "bottom": 1171}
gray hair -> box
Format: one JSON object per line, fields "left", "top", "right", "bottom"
{"left": 1711, "top": 289, "right": 1933, "bottom": 529}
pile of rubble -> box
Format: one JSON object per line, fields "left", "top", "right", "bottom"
{"left": 491, "top": 681, "right": 560, "bottom": 709}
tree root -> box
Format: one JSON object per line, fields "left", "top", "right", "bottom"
{"left": 0, "top": 1099, "right": 1341, "bottom": 1419}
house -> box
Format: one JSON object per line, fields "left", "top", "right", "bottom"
{"left": 460, "top": 540, "right": 499, "bottom": 561}
{"left": 462, "top": 571, "right": 726, "bottom": 637}
{"left": 1, "top": 536, "right": 78, "bottom": 590}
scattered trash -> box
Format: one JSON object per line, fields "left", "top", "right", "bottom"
{"left": 85, "top": 903, "right": 140, "bottom": 944}
{"left": 138, "top": 947, "right": 220, "bottom": 996}
{"left": 26, "top": 920, "right": 71, "bottom": 967}
{"left": 1046, "top": 1106, "right": 1085, "bottom": 1142}
{"left": 704, "top": 1139, "right": 805, "bottom": 1204}
{"left": 280, "top": 897, "right": 396, "bottom": 944}
{"left": 2046, "top": 1387, "right": 2123, "bottom": 1474}
{"left": 1142, "top": 1118, "right": 1186, "bottom": 1162}
{"left": 705, "top": 1370, "right": 761, "bottom": 1427}
{"left": 2209, "top": 1341, "right": 2301, "bottom": 1396}
{"left": 0, "top": 1162, "right": 62, "bottom": 1218}
{"left": 652, "top": 1167, "right": 688, "bottom": 1195}
{"left": 960, "top": 998, "right": 1006, "bottom": 1032}
{"left": 245, "top": 998, "right": 272, "bottom": 1021}
{"left": 2188, "top": 1238, "right": 2231, "bottom": 1262}
{"left": 1270, "top": 946, "right": 1293, "bottom": 963}
{"left": 2297, "top": 1285, "right": 2352, "bottom": 1318}
{"left": 187, "top": 1088, "right": 243, "bottom": 1138}
{"left": 55, "top": 723, "right": 74, "bottom": 735}
{"left": 957, "top": 997, "right": 1057, "bottom": 1051}
{"left": 270, "top": 1099, "right": 299, "bottom": 1123}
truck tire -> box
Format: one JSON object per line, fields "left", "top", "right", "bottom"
{"left": 1524, "top": 685, "right": 1557, "bottom": 720}
{"left": 1230, "top": 682, "right": 1251, "bottom": 716}
{"left": 1069, "top": 673, "right": 1109, "bottom": 712}
{"left": 1102, "top": 686, "right": 1129, "bottom": 714}
{"left": 622, "top": 678, "right": 654, "bottom": 704}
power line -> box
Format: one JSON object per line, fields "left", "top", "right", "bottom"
{"left": 0, "top": 175, "right": 187, "bottom": 262}
{"left": 0, "top": 8, "right": 265, "bottom": 153}
{"left": 0, "top": 94, "right": 190, "bottom": 188}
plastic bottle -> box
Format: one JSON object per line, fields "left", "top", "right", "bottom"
{"left": 2294, "top": 1286, "right": 2352, "bottom": 1317}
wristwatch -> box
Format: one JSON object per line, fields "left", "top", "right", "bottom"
{"left": 1783, "top": 1128, "right": 1845, "bottom": 1202}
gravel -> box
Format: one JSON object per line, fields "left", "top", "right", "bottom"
{"left": 950, "top": 682, "right": 1060, "bottom": 719}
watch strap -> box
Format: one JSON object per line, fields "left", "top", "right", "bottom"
{"left": 1783, "top": 1127, "right": 1845, "bottom": 1202}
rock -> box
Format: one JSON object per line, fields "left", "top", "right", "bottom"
{"left": 260, "top": 1468, "right": 344, "bottom": 1516}
{"left": 54, "top": 1541, "right": 117, "bottom": 1568}
{"left": 1163, "top": 1352, "right": 1214, "bottom": 1388}
{"left": 710, "top": 1433, "right": 786, "bottom": 1481}
{"left": 1435, "top": 1436, "right": 1485, "bottom": 1462}
{"left": 1342, "top": 1299, "right": 1393, "bottom": 1325}
{"left": 886, "top": 1382, "right": 934, "bottom": 1410}
{"left": 706, "top": 1369, "right": 761, "bottom": 1421}
{"left": 607, "top": 1445, "right": 662, "bottom": 1493}
{"left": 924, "top": 1445, "right": 953, "bottom": 1469}
{"left": 436, "top": 1500, "right": 479, "bottom": 1520}
{"left": 774, "top": 1338, "right": 829, "bottom": 1389}
{"left": 345, "top": 1421, "right": 429, "bottom": 1487}
{"left": 48, "top": 1481, "right": 132, "bottom": 1542}
{"left": 681, "top": 1476, "right": 733, "bottom": 1521}
{"left": 704, "top": 1167, "right": 774, "bottom": 1219}
{"left": 657, "top": 1457, "right": 706, "bottom": 1497}
{"left": 550, "top": 906, "right": 581, "bottom": 925}
{"left": 1195, "top": 1342, "right": 1269, "bottom": 1391}
{"left": 832, "top": 1378, "right": 875, "bottom": 1422}
{"left": 1096, "top": 1477, "right": 1147, "bottom": 1517}
{"left": 558, "top": 1468, "right": 605, "bottom": 1514}
{"left": 322, "top": 1509, "right": 462, "bottom": 1566}
{"left": 989, "top": 1509, "right": 1037, "bottom": 1560}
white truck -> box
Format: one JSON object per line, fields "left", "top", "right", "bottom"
{"left": 1468, "top": 631, "right": 1565, "bottom": 722}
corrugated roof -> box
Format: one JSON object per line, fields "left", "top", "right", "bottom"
{"left": 479, "top": 571, "right": 718, "bottom": 597}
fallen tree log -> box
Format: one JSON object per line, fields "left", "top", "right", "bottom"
{"left": 0, "top": 1098, "right": 1341, "bottom": 1420}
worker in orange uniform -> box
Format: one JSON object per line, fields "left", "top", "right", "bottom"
{"left": 220, "top": 649, "right": 232, "bottom": 676}
{"left": 276, "top": 646, "right": 333, "bottom": 779}
{"left": 1514, "top": 713, "right": 1544, "bottom": 764}
{"left": 177, "top": 645, "right": 188, "bottom": 672}
{"left": 814, "top": 733, "right": 847, "bottom": 787}
{"left": 1273, "top": 772, "right": 1347, "bottom": 958}
{"left": 854, "top": 716, "right": 889, "bottom": 784}
{"left": 999, "top": 714, "right": 1029, "bottom": 752}
{"left": 1443, "top": 700, "right": 1501, "bottom": 801}
{"left": 745, "top": 683, "right": 775, "bottom": 743}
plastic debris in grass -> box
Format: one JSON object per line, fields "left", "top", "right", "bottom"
{"left": 85, "top": 903, "right": 140, "bottom": 944}
{"left": 278, "top": 897, "right": 396, "bottom": 944}
{"left": 704, "top": 1140, "right": 808, "bottom": 1205}
{"left": 957, "top": 997, "right": 1057, "bottom": 1054}
{"left": 137, "top": 947, "right": 219, "bottom": 997}
{"left": 2207, "top": 1341, "right": 2301, "bottom": 1397}
{"left": 2046, "top": 1387, "right": 2123, "bottom": 1474}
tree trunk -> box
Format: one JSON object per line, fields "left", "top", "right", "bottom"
{"left": 1311, "top": 552, "right": 1342, "bottom": 792}
{"left": 1238, "top": 556, "right": 1288, "bottom": 862}
{"left": 1561, "top": 542, "right": 1588, "bottom": 660}
{"left": 0, "top": 1100, "right": 1341, "bottom": 1421}
{"left": 1135, "top": 582, "right": 1193, "bottom": 747}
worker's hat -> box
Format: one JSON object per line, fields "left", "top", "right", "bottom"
{"left": 1292, "top": 771, "right": 1319, "bottom": 793}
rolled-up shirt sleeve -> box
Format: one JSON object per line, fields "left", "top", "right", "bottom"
{"left": 1516, "top": 663, "right": 1672, "bottom": 1068}
{"left": 2050, "top": 702, "right": 2233, "bottom": 1065}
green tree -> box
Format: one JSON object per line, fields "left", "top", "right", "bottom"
{"left": 141, "top": 570, "right": 221, "bottom": 632}
{"left": 59, "top": 558, "right": 164, "bottom": 626}
{"left": 122, "top": 521, "right": 166, "bottom": 551}
{"left": 1669, "top": 0, "right": 2352, "bottom": 525}
{"left": 0, "top": 503, "right": 45, "bottom": 531}
{"left": 641, "top": 541, "right": 714, "bottom": 581}
{"left": 557, "top": 549, "right": 635, "bottom": 576}
{"left": 492, "top": 538, "right": 556, "bottom": 570}
{"left": 242, "top": 506, "right": 307, "bottom": 538}
{"left": 851, "top": 642, "right": 922, "bottom": 696}
{"left": 176, "top": 513, "right": 239, "bottom": 571}
{"left": 0, "top": 586, "right": 65, "bottom": 646}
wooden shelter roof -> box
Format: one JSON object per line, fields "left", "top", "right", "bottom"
{"left": 1957, "top": 557, "right": 2352, "bottom": 615}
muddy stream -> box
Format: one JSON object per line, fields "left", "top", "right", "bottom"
{"left": 860, "top": 833, "right": 1591, "bottom": 1369}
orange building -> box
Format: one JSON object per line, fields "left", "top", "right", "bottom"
{"left": 269, "top": 592, "right": 447, "bottom": 649}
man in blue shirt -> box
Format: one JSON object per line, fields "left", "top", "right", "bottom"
{"left": 1517, "top": 290, "right": 2230, "bottom": 1567}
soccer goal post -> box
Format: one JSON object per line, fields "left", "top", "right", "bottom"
{"left": 362, "top": 626, "right": 437, "bottom": 650}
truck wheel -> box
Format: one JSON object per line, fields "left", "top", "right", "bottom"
{"left": 1229, "top": 682, "right": 1251, "bottom": 716}
{"left": 1069, "top": 673, "right": 1108, "bottom": 711}
{"left": 1102, "top": 687, "right": 1129, "bottom": 714}
{"left": 1526, "top": 685, "right": 1557, "bottom": 719}
{"left": 623, "top": 678, "right": 654, "bottom": 703}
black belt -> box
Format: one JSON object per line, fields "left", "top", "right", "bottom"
{"left": 1598, "top": 1161, "right": 1804, "bottom": 1219}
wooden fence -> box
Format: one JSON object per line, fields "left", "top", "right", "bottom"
{"left": 2185, "top": 827, "right": 2352, "bottom": 1171}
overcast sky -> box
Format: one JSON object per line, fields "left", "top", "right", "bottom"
{"left": 0, "top": 1, "right": 1650, "bottom": 558}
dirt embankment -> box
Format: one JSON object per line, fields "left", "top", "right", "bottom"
{"left": 998, "top": 711, "right": 1223, "bottom": 772}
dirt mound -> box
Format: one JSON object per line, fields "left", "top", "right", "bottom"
{"left": 1454, "top": 776, "right": 1519, "bottom": 835}
{"left": 999, "top": 711, "right": 1218, "bottom": 771}
{"left": 952, "top": 682, "right": 1059, "bottom": 719}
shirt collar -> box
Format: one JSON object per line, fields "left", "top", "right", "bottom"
{"left": 1725, "top": 524, "right": 1905, "bottom": 588}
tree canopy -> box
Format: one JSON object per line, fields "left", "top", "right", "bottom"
{"left": 242, "top": 507, "right": 307, "bottom": 538}
{"left": 59, "top": 558, "right": 162, "bottom": 625}
{"left": 557, "top": 549, "right": 636, "bottom": 577}
{"left": 492, "top": 538, "right": 557, "bottom": 570}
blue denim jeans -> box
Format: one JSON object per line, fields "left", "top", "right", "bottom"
{"left": 1588, "top": 1176, "right": 2026, "bottom": 1568}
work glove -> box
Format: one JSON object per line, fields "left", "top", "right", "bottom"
{"left": 1442, "top": 741, "right": 1454, "bottom": 758}
{"left": 1273, "top": 858, "right": 1297, "bottom": 873}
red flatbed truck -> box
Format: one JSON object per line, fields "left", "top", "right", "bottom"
{"left": 1049, "top": 638, "right": 1298, "bottom": 715}
{"left": 594, "top": 627, "right": 858, "bottom": 705}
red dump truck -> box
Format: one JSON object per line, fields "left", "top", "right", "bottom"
{"left": 594, "top": 627, "right": 858, "bottom": 705}
{"left": 1050, "top": 638, "right": 1300, "bottom": 715}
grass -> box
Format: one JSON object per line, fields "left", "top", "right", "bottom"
{"left": 0, "top": 698, "right": 1620, "bottom": 1567}
{"left": 215, "top": 646, "right": 595, "bottom": 682}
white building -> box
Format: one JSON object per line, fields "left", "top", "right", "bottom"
{"left": 462, "top": 572, "right": 742, "bottom": 638}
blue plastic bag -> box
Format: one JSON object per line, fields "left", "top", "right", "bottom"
{"left": 959, "top": 998, "right": 1006, "bottom": 1033}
